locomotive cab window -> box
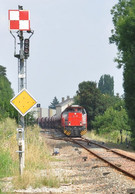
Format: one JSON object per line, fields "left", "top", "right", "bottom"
{"left": 82, "top": 109, "right": 86, "bottom": 114}
{"left": 62, "top": 112, "right": 68, "bottom": 118}
{"left": 76, "top": 108, "right": 82, "bottom": 112}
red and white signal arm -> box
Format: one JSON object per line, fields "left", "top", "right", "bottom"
{"left": 8, "top": 10, "right": 30, "bottom": 31}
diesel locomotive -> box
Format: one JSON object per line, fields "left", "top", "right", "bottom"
{"left": 38, "top": 105, "right": 87, "bottom": 137}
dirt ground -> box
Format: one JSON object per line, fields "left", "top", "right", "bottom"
{"left": 3, "top": 130, "right": 135, "bottom": 193}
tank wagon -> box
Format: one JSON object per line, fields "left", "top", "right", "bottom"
{"left": 39, "top": 105, "right": 87, "bottom": 137}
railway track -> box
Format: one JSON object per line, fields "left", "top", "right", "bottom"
{"left": 44, "top": 128, "right": 135, "bottom": 179}
{"left": 70, "top": 137, "right": 135, "bottom": 180}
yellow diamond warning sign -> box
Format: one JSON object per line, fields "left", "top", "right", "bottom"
{"left": 10, "top": 89, "right": 37, "bottom": 116}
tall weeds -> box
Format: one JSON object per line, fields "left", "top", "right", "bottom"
{"left": 0, "top": 118, "right": 61, "bottom": 190}
{"left": 0, "top": 118, "right": 18, "bottom": 178}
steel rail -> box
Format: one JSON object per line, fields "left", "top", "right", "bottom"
{"left": 72, "top": 138, "right": 135, "bottom": 180}
{"left": 81, "top": 137, "right": 135, "bottom": 162}
{"left": 49, "top": 135, "right": 135, "bottom": 162}
{"left": 47, "top": 131, "right": 135, "bottom": 179}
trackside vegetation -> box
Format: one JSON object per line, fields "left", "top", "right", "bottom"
{"left": 92, "top": 107, "right": 131, "bottom": 144}
{"left": 92, "top": 104, "right": 130, "bottom": 136}
{"left": 0, "top": 119, "right": 61, "bottom": 192}
{"left": 0, "top": 118, "right": 18, "bottom": 179}
{"left": 110, "top": 0, "right": 135, "bottom": 147}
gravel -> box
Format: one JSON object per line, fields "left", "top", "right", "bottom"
{"left": 2, "top": 131, "right": 135, "bottom": 193}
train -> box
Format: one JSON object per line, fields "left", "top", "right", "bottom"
{"left": 38, "top": 105, "right": 87, "bottom": 137}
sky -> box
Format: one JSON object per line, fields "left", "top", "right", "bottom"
{"left": 0, "top": 0, "right": 123, "bottom": 108}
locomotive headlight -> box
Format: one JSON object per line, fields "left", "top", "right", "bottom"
{"left": 80, "top": 122, "right": 82, "bottom": 125}
{"left": 69, "top": 122, "right": 71, "bottom": 125}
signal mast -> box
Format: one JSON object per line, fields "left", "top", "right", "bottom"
{"left": 9, "top": 5, "right": 36, "bottom": 175}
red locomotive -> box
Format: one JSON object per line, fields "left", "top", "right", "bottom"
{"left": 38, "top": 105, "right": 87, "bottom": 137}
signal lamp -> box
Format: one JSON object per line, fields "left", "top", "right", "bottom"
{"left": 24, "top": 38, "right": 30, "bottom": 58}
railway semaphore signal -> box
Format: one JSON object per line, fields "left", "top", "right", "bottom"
{"left": 8, "top": 5, "right": 37, "bottom": 175}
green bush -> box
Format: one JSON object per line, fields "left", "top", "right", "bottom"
{"left": 92, "top": 106, "right": 130, "bottom": 135}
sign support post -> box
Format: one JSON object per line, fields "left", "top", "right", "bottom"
{"left": 18, "top": 28, "right": 25, "bottom": 174}
{"left": 9, "top": 5, "right": 36, "bottom": 175}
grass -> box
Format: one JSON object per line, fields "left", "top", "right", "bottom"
{"left": 86, "top": 130, "right": 133, "bottom": 151}
{"left": 12, "top": 171, "right": 60, "bottom": 190}
{"left": 86, "top": 129, "right": 129, "bottom": 143}
{"left": 0, "top": 150, "right": 14, "bottom": 178}
{"left": 0, "top": 118, "right": 18, "bottom": 178}
{"left": 40, "top": 175, "right": 60, "bottom": 188}
{"left": 0, "top": 118, "right": 63, "bottom": 191}
{"left": 12, "top": 125, "right": 61, "bottom": 189}
{"left": 12, "top": 170, "right": 61, "bottom": 189}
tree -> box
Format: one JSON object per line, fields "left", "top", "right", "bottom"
{"left": 25, "top": 112, "right": 36, "bottom": 126}
{"left": 0, "top": 65, "right": 6, "bottom": 76}
{"left": 0, "top": 65, "right": 17, "bottom": 120}
{"left": 92, "top": 106, "right": 130, "bottom": 135}
{"left": 49, "top": 96, "right": 59, "bottom": 109}
{"left": 98, "top": 74, "right": 114, "bottom": 96}
{"left": 74, "top": 81, "right": 104, "bottom": 129}
{"left": 109, "top": 0, "right": 135, "bottom": 142}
